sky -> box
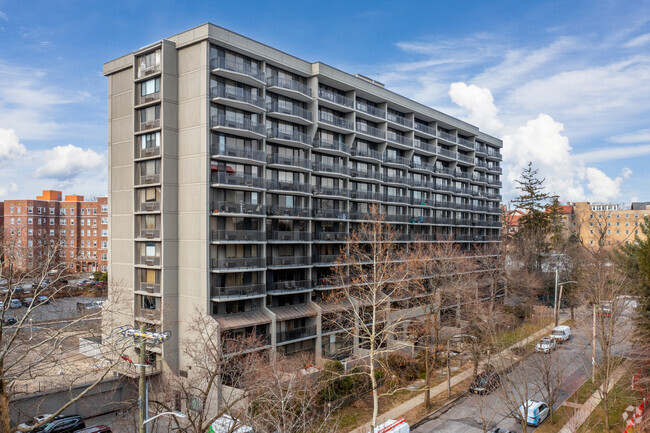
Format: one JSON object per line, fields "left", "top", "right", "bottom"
{"left": 0, "top": 0, "right": 649, "bottom": 206}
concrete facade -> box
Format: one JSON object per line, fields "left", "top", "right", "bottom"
{"left": 104, "top": 23, "right": 503, "bottom": 374}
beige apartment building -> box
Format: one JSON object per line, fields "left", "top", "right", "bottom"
{"left": 573, "top": 201, "right": 649, "bottom": 248}
{"left": 104, "top": 23, "right": 503, "bottom": 375}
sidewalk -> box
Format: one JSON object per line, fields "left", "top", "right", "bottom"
{"left": 558, "top": 360, "right": 630, "bottom": 433}
{"left": 351, "top": 317, "right": 566, "bottom": 433}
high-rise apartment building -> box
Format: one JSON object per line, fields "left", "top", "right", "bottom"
{"left": 0, "top": 190, "right": 108, "bottom": 273}
{"left": 104, "top": 24, "right": 502, "bottom": 373}
{"left": 574, "top": 201, "right": 649, "bottom": 248}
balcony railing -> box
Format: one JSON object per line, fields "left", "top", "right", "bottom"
{"left": 267, "top": 76, "right": 312, "bottom": 98}
{"left": 385, "top": 214, "right": 410, "bottom": 222}
{"left": 414, "top": 140, "right": 436, "bottom": 153}
{"left": 314, "top": 231, "right": 347, "bottom": 241}
{"left": 350, "top": 147, "right": 383, "bottom": 160}
{"left": 268, "top": 231, "right": 311, "bottom": 241}
{"left": 350, "top": 190, "right": 381, "bottom": 201}
{"left": 267, "top": 256, "right": 312, "bottom": 267}
{"left": 415, "top": 122, "right": 436, "bottom": 136}
{"left": 211, "top": 230, "right": 265, "bottom": 242}
{"left": 138, "top": 202, "right": 160, "bottom": 212}
{"left": 138, "top": 255, "right": 161, "bottom": 266}
{"left": 137, "top": 174, "right": 160, "bottom": 185}
{"left": 387, "top": 132, "right": 413, "bottom": 147}
{"left": 410, "top": 178, "right": 429, "bottom": 188}
{"left": 387, "top": 113, "right": 413, "bottom": 128}
{"left": 488, "top": 165, "right": 503, "bottom": 173}
{"left": 312, "top": 138, "right": 349, "bottom": 153}
{"left": 266, "top": 179, "right": 312, "bottom": 193}
{"left": 267, "top": 128, "right": 312, "bottom": 146}
{"left": 210, "top": 57, "right": 265, "bottom": 82}
{"left": 350, "top": 169, "right": 383, "bottom": 181}
{"left": 313, "top": 161, "right": 350, "bottom": 175}
{"left": 312, "top": 186, "right": 348, "bottom": 197}
{"left": 136, "top": 282, "right": 160, "bottom": 294}
{"left": 138, "top": 91, "right": 160, "bottom": 105}
{"left": 313, "top": 254, "right": 340, "bottom": 264}
{"left": 210, "top": 85, "right": 266, "bottom": 110}
{"left": 458, "top": 137, "right": 474, "bottom": 149}
{"left": 136, "top": 228, "right": 160, "bottom": 239}
{"left": 277, "top": 325, "right": 317, "bottom": 343}
{"left": 356, "top": 123, "right": 386, "bottom": 139}
{"left": 211, "top": 115, "right": 266, "bottom": 136}
{"left": 435, "top": 167, "right": 455, "bottom": 176}
{"left": 211, "top": 201, "right": 266, "bottom": 215}
{"left": 313, "top": 208, "right": 348, "bottom": 219}
{"left": 318, "top": 111, "right": 353, "bottom": 130}
{"left": 437, "top": 147, "right": 457, "bottom": 159}
{"left": 458, "top": 154, "right": 474, "bottom": 163}
{"left": 211, "top": 257, "right": 265, "bottom": 269}
{"left": 211, "top": 144, "right": 266, "bottom": 162}
{"left": 137, "top": 119, "right": 160, "bottom": 132}
{"left": 318, "top": 89, "right": 353, "bottom": 107}
{"left": 136, "top": 146, "right": 161, "bottom": 159}
{"left": 384, "top": 194, "right": 410, "bottom": 204}
{"left": 266, "top": 205, "right": 311, "bottom": 218}
{"left": 411, "top": 160, "right": 435, "bottom": 172}
{"left": 137, "top": 62, "right": 160, "bottom": 79}
{"left": 383, "top": 153, "right": 410, "bottom": 166}
{"left": 134, "top": 305, "right": 161, "bottom": 321}
{"left": 356, "top": 102, "right": 386, "bottom": 119}
{"left": 438, "top": 130, "right": 457, "bottom": 142}
{"left": 270, "top": 280, "right": 311, "bottom": 292}
{"left": 266, "top": 153, "right": 311, "bottom": 169}
{"left": 211, "top": 283, "right": 266, "bottom": 298}
{"left": 267, "top": 102, "right": 313, "bottom": 122}
{"left": 211, "top": 172, "right": 265, "bottom": 188}
{"left": 383, "top": 174, "right": 409, "bottom": 184}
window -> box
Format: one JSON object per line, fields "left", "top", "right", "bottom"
{"left": 49, "top": 229, "right": 54, "bottom": 236}
{"left": 101, "top": 229, "right": 108, "bottom": 236}
{"left": 28, "top": 228, "right": 33, "bottom": 235}
{"left": 137, "top": 50, "right": 160, "bottom": 78}
{"left": 101, "top": 205, "right": 108, "bottom": 212}
{"left": 28, "top": 240, "right": 33, "bottom": 247}
{"left": 139, "top": 105, "right": 160, "bottom": 124}
{"left": 93, "top": 209, "right": 97, "bottom": 215}
{"left": 27, "top": 217, "right": 33, "bottom": 225}
{"left": 27, "top": 206, "right": 33, "bottom": 214}
{"left": 101, "top": 217, "right": 108, "bottom": 224}
{"left": 101, "top": 254, "right": 108, "bottom": 261}
{"left": 49, "top": 218, "right": 54, "bottom": 225}
{"left": 101, "top": 241, "right": 108, "bottom": 248}
{"left": 140, "top": 132, "right": 160, "bottom": 151}
{"left": 81, "top": 219, "right": 85, "bottom": 226}
{"left": 141, "top": 77, "right": 160, "bottom": 97}
{"left": 60, "top": 208, "right": 66, "bottom": 215}
{"left": 81, "top": 209, "right": 85, "bottom": 216}
{"left": 49, "top": 208, "right": 54, "bottom": 215}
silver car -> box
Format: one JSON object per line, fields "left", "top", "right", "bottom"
{"left": 536, "top": 337, "right": 556, "bottom": 353}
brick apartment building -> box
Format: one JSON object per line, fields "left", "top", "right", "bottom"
{"left": 0, "top": 190, "right": 108, "bottom": 273}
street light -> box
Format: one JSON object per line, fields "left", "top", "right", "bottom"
{"left": 555, "top": 280, "right": 577, "bottom": 326}
{"left": 143, "top": 412, "right": 186, "bottom": 425}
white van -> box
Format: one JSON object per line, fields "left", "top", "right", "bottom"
{"left": 373, "top": 419, "right": 409, "bottom": 433}
{"left": 550, "top": 325, "right": 571, "bottom": 343}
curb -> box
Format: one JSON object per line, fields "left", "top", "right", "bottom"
{"left": 411, "top": 394, "right": 466, "bottom": 429}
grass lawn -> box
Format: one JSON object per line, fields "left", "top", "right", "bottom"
{"left": 534, "top": 406, "right": 575, "bottom": 433}
{"left": 495, "top": 317, "right": 554, "bottom": 349}
{"left": 578, "top": 377, "right": 645, "bottom": 433}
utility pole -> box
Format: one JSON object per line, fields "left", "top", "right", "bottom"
{"left": 447, "top": 339, "right": 451, "bottom": 398}
{"left": 139, "top": 323, "right": 146, "bottom": 433}
{"left": 592, "top": 304, "right": 597, "bottom": 382}
{"left": 553, "top": 254, "right": 560, "bottom": 324}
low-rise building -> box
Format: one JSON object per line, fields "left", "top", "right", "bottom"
{"left": 573, "top": 201, "right": 649, "bottom": 248}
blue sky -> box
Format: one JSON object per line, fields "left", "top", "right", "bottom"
{"left": 0, "top": 0, "right": 649, "bottom": 205}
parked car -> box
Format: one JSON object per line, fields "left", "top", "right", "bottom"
{"left": 3, "top": 316, "right": 17, "bottom": 326}
{"left": 77, "top": 300, "right": 104, "bottom": 311}
{"left": 9, "top": 299, "right": 23, "bottom": 309}
{"left": 32, "top": 415, "right": 85, "bottom": 432}
{"left": 599, "top": 301, "right": 613, "bottom": 317}
{"left": 518, "top": 400, "right": 550, "bottom": 426}
{"left": 550, "top": 325, "right": 571, "bottom": 343}
{"left": 469, "top": 370, "right": 501, "bottom": 394}
{"left": 36, "top": 295, "right": 50, "bottom": 304}
{"left": 492, "top": 429, "right": 515, "bottom": 433}
{"left": 22, "top": 297, "right": 34, "bottom": 307}
{"left": 75, "top": 426, "right": 112, "bottom": 433}
{"left": 0, "top": 301, "right": 4, "bottom": 310}
{"left": 18, "top": 414, "right": 55, "bottom": 430}
{"left": 535, "top": 337, "right": 557, "bottom": 353}
{"left": 21, "top": 283, "right": 34, "bottom": 294}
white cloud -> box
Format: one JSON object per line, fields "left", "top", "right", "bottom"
{"left": 0, "top": 128, "right": 27, "bottom": 163}
{"left": 0, "top": 182, "right": 18, "bottom": 199}
{"left": 448, "top": 82, "right": 503, "bottom": 135}
{"left": 608, "top": 128, "right": 650, "bottom": 143}
{"left": 624, "top": 33, "right": 650, "bottom": 48}
{"left": 583, "top": 167, "right": 623, "bottom": 202}
{"left": 574, "top": 144, "right": 650, "bottom": 163}
{"left": 35, "top": 144, "right": 104, "bottom": 180}
{"left": 621, "top": 167, "right": 633, "bottom": 179}
{"left": 0, "top": 11, "right": 7, "bottom": 21}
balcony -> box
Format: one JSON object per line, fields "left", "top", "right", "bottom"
{"left": 312, "top": 138, "right": 349, "bottom": 154}
{"left": 136, "top": 228, "right": 160, "bottom": 239}
{"left": 487, "top": 149, "right": 502, "bottom": 160}
{"left": 138, "top": 91, "right": 160, "bottom": 106}
{"left": 267, "top": 256, "right": 312, "bottom": 267}
{"left": 489, "top": 179, "right": 503, "bottom": 187}
{"left": 138, "top": 255, "right": 161, "bottom": 266}
{"left": 318, "top": 88, "right": 354, "bottom": 108}
{"left": 350, "top": 169, "right": 383, "bottom": 182}
{"left": 267, "top": 102, "right": 313, "bottom": 124}
{"left": 313, "top": 161, "right": 350, "bottom": 176}
{"left": 313, "top": 208, "right": 348, "bottom": 219}
{"left": 313, "top": 254, "right": 340, "bottom": 265}
{"left": 438, "top": 130, "right": 457, "bottom": 143}
{"left": 472, "top": 174, "right": 488, "bottom": 183}
{"left": 266, "top": 76, "right": 312, "bottom": 101}
{"left": 350, "top": 147, "right": 383, "bottom": 161}
{"left": 137, "top": 174, "right": 160, "bottom": 186}
{"left": 411, "top": 160, "right": 435, "bottom": 172}
{"left": 458, "top": 154, "right": 474, "bottom": 164}
{"left": 436, "top": 147, "right": 458, "bottom": 160}
{"left": 137, "top": 62, "right": 160, "bottom": 79}
{"left": 266, "top": 128, "right": 313, "bottom": 147}
{"left": 210, "top": 84, "right": 266, "bottom": 112}
{"left": 458, "top": 137, "right": 474, "bottom": 149}
{"left": 211, "top": 143, "right": 266, "bottom": 163}
{"left": 356, "top": 102, "right": 386, "bottom": 119}
{"left": 410, "top": 178, "right": 429, "bottom": 188}
{"left": 211, "top": 283, "right": 266, "bottom": 299}
{"left": 211, "top": 172, "right": 266, "bottom": 189}
{"left": 414, "top": 140, "right": 436, "bottom": 154}
{"left": 435, "top": 167, "right": 454, "bottom": 176}
{"left": 415, "top": 122, "right": 436, "bottom": 137}
{"left": 267, "top": 231, "right": 311, "bottom": 241}
{"left": 136, "top": 282, "right": 160, "bottom": 294}
{"left": 266, "top": 205, "right": 311, "bottom": 218}
{"left": 476, "top": 144, "right": 489, "bottom": 154}
{"left": 383, "top": 194, "right": 410, "bottom": 204}
{"left": 137, "top": 202, "right": 160, "bottom": 213}
{"left": 269, "top": 280, "right": 311, "bottom": 294}
{"left": 487, "top": 165, "right": 503, "bottom": 173}
{"left": 134, "top": 305, "right": 161, "bottom": 322}
{"left": 312, "top": 185, "right": 348, "bottom": 198}
{"left": 211, "top": 115, "right": 266, "bottom": 139}
{"left": 211, "top": 230, "right": 265, "bottom": 242}
{"left": 136, "top": 119, "right": 161, "bottom": 133}
{"left": 277, "top": 325, "right": 317, "bottom": 343}
{"left": 355, "top": 123, "right": 386, "bottom": 141}
{"left": 383, "top": 153, "right": 410, "bottom": 166}
{"left": 136, "top": 146, "right": 161, "bottom": 159}
{"left": 387, "top": 132, "right": 413, "bottom": 148}
{"left": 210, "top": 57, "right": 265, "bottom": 86}
{"left": 211, "top": 201, "right": 266, "bottom": 216}
{"left": 266, "top": 153, "right": 311, "bottom": 170}
{"left": 314, "top": 231, "right": 347, "bottom": 241}
{"left": 266, "top": 179, "right": 312, "bottom": 194}
{"left": 350, "top": 189, "right": 381, "bottom": 201}
{"left": 318, "top": 111, "right": 354, "bottom": 131}
{"left": 387, "top": 112, "right": 413, "bottom": 129}
{"left": 211, "top": 257, "right": 265, "bottom": 270}
{"left": 383, "top": 174, "right": 410, "bottom": 185}
{"left": 385, "top": 214, "right": 410, "bottom": 222}
{"left": 434, "top": 217, "right": 455, "bottom": 225}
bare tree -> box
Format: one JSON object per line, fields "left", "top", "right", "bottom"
{"left": 531, "top": 349, "right": 566, "bottom": 425}
{"left": 497, "top": 358, "right": 536, "bottom": 433}
{"left": 0, "top": 234, "right": 131, "bottom": 432}
{"left": 326, "top": 208, "right": 410, "bottom": 431}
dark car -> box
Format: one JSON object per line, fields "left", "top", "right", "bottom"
{"left": 33, "top": 415, "right": 85, "bottom": 432}
{"left": 75, "top": 426, "right": 112, "bottom": 433}
{"left": 469, "top": 370, "right": 501, "bottom": 394}
{"left": 22, "top": 297, "right": 35, "bottom": 307}
{"left": 3, "top": 316, "right": 17, "bottom": 326}
{"left": 492, "top": 429, "right": 514, "bottom": 433}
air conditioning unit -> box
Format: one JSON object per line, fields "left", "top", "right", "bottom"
{"left": 145, "top": 259, "right": 154, "bottom": 266}
{"left": 143, "top": 148, "right": 155, "bottom": 156}
{"left": 145, "top": 233, "right": 154, "bottom": 239}
{"left": 145, "top": 203, "right": 155, "bottom": 211}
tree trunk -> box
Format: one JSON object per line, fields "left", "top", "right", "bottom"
{"left": 424, "top": 344, "right": 431, "bottom": 409}
{"left": 370, "top": 356, "right": 378, "bottom": 432}
{"left": 0, "top": 378, "right": 11, "bottom": 433}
